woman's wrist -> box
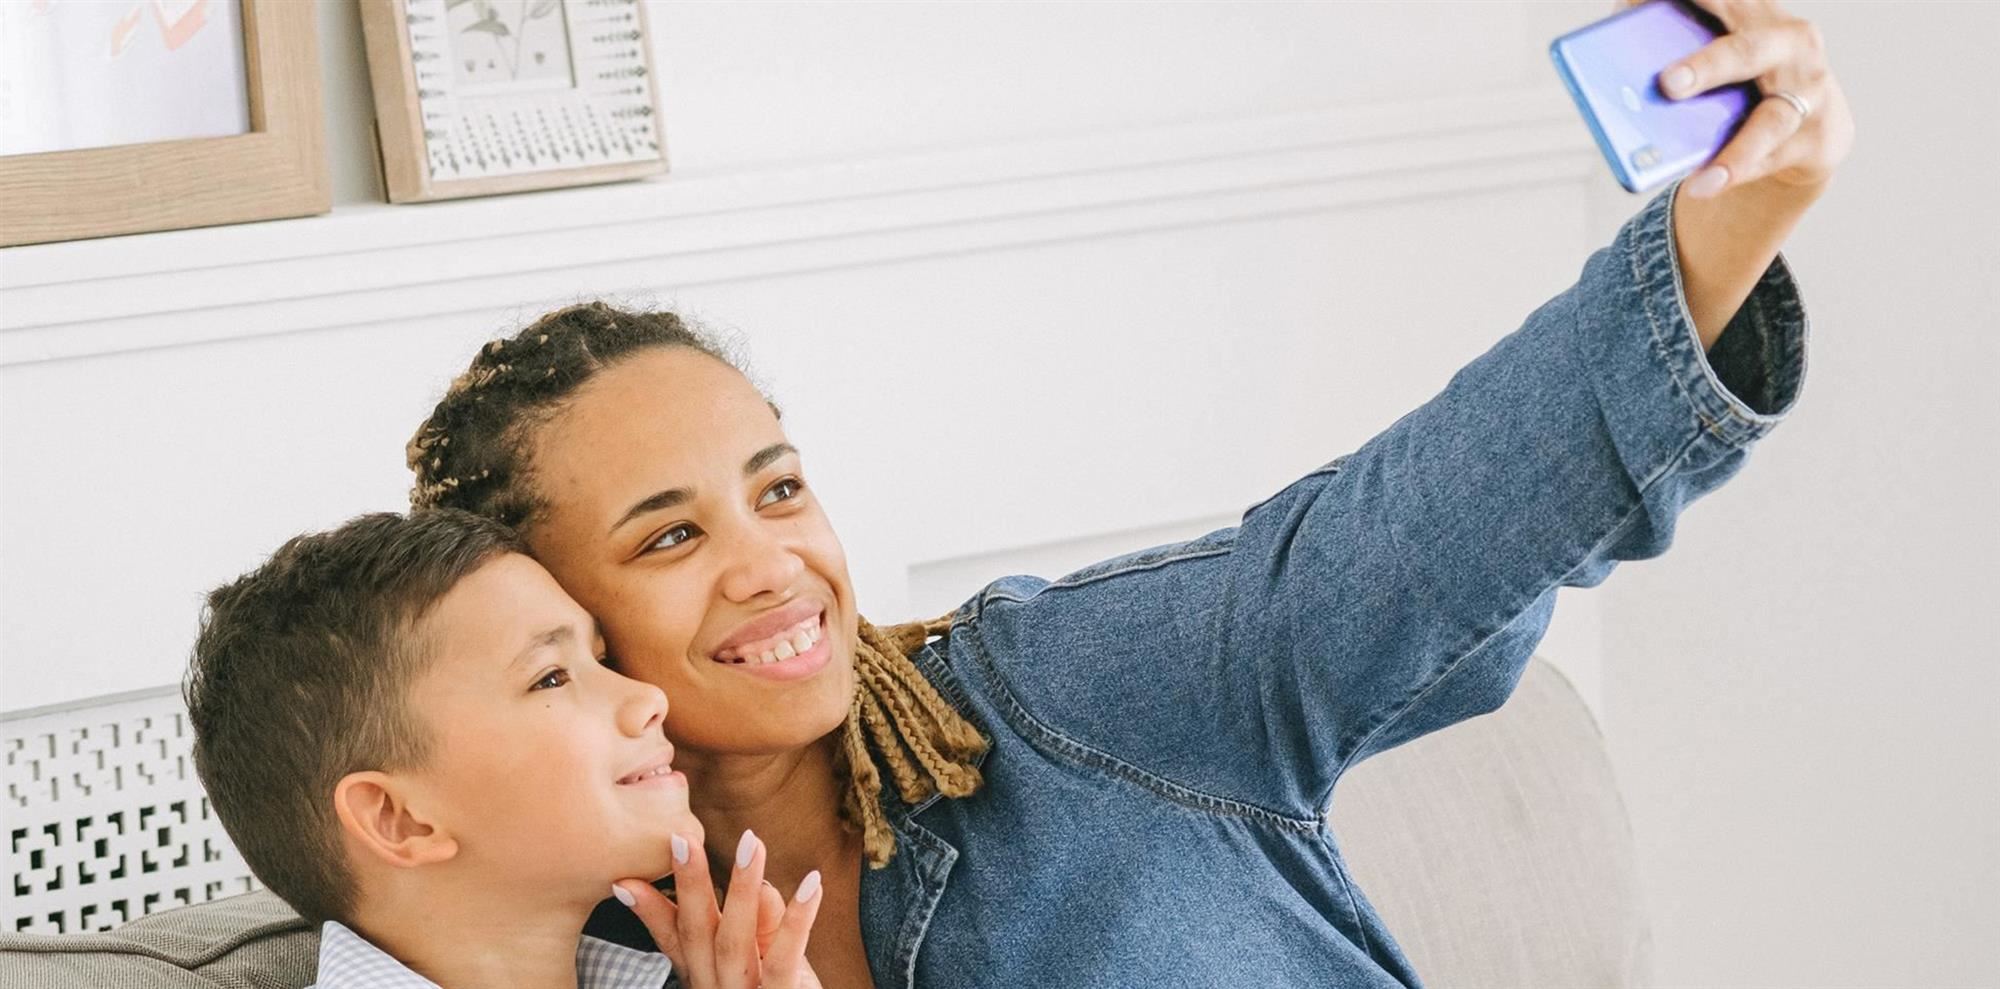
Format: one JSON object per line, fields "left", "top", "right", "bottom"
{"left": 1671, "top": 176, "right": 1823, "bottom": 351}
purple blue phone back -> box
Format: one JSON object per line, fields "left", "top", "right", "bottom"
{"left": 1550, "top": 0, "right": 1753, "bottom": 193}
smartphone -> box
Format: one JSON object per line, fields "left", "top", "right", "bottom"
{"left": 1550, "top": 0, "right": 1756, "bottom": 193}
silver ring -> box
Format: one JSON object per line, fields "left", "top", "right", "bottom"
{"left": 1767, "top": 89, "right": 1812, "bottom": 122}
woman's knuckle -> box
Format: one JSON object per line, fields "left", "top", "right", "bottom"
{"left": 1794, "top": 19, "right": 1826, "bottom": 58}
{"left": 1744, "top": 32, "right": 1775, "bottom": 65}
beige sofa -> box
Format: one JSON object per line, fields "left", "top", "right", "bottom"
{"left": 0, "top": 658, "right": 1648, "bottom": 988}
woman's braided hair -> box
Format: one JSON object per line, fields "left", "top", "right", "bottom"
{"left": 406, "top": 301, "right": 985, "bottom": 867}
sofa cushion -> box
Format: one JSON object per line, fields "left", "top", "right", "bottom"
{"left": 0, "top": 889, "right": 315, "bottom": 989}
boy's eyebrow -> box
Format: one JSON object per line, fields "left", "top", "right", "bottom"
{"left": 607, "top": 442, "right": 798, "bottom": 535}
{"left": 508, "top": 626, "right": 571, "bottom": 672}
{"left": 507, "top": 620, "right": 597, "bottom": 672}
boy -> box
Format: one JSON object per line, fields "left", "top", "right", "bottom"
{"left": 185, "top": 510, "right": 820, "bottom": 989}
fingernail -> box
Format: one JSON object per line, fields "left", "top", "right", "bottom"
{"left": 796, "top": 870, "right": 822, "bottom": 903}
{"left": 1684, "top": 166, "right": 1729, "bottom": 198}
{"left": 671, "top": 834, "right": 690, "bottom": 865}
{"left": 1662, "top": 65, "right": 1694, "bottom": 97}
{"left": 611, "top": 884, "right": 636, "bottom": 908}
{"left": 735, "top": 829, "right": 757, "bottom": 869}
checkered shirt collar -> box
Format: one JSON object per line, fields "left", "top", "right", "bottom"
{"left": 310, "top": 919, "right": 672, "bottom": 989}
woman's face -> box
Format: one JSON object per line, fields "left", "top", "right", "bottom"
{"left": 521, "top": 348, "right": 858, "bottom": 757}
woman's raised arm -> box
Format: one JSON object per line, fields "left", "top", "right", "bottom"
{"left": 1659, "top": 0, "right": 1854, "bottom": 347}
{"left": 956, "top": 173, "right": 1813, "bottom": 820}
{"left": 944, "top": 0, "right": 1846, "bottom": 822}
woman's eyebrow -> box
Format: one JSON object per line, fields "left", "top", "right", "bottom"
{"left": 607, "top": 442, "right": 798, "bottom": 534}
{"left": 743, "top": 441, "right": 798, "bottom": 476}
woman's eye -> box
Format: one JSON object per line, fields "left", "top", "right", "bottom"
{"left": 530, "top": 667, "right": 571, "bottom": 691}
{"left": 647, "top": 524, "right": 701, "bottom": 552}
{"left": 758, "top": 477, "right": 804, "bottom": 508}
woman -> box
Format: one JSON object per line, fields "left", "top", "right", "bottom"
{"left": 403, "top": 4, "right": 1850, "bottom": 984}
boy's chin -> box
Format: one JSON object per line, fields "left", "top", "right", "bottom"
{"left": 606, "top": 843, "right": 679, "bottom": 886}
{"left": 611, "top": 821, "right": 700, "bottom": 882}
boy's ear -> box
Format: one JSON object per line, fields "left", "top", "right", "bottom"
{"left": 333, "top": 771, "right": 459, "bottom": 869}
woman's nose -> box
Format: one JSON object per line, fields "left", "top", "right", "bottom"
{"left": 716, "top": 524, "right": 805, "bottom": 603}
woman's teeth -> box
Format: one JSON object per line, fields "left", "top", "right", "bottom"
{"left": 714, "top": 617, "right": 821, "bottom": 665}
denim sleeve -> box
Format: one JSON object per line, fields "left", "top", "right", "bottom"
{"left": 960, "top": 181, "right": 1808, "bottom": 818}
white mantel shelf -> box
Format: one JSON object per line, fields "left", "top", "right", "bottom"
{"left": 0, "top": 88, "right": 1594, "bottom": 365}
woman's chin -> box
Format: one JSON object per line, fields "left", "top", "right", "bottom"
{"left": 678, "top": 658, "right": 856, "bottom": 753}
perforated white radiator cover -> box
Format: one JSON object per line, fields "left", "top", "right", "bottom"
{"left": 3, "top": 688, "right": 258, "bottom": 934}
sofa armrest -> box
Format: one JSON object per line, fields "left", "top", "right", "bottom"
{"left": 1330, "top": 657, "right": 1652, "bottom": 988}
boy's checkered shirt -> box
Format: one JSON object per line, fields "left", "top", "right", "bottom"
{"left": 310, "top": 919, "right": 672, "bottom": 989}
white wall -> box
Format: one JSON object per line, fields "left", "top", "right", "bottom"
{"left": 1, "top": 0, "right": 1603, "bottom": 712}
{"left": 1586, "top": 3, "right": 2000, "bottom": 984}
{"left": 2, "top": 1, "right": 1991, "bottom": 984}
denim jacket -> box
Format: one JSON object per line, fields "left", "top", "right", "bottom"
{"left": 589, "top": 181, "right": 1809, "bottom": 987}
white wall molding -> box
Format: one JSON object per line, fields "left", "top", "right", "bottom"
{"left": 0, "top": 88, "right": 1592, "bottom": 365}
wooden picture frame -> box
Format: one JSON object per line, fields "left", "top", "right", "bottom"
{"left": 0, "top": 0, "right": 328, "bottom": 248}
{"left": 358, "top": 0, "right": 667, "bottom": 204}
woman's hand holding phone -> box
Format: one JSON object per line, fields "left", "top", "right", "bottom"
{"left": 1630, "top": 0, "right": 1853, "bottom": 199}
{"left": 614, "top": 829, "right": 826, "bottom": 989}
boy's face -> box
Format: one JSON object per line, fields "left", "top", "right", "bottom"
{"left": 398, "top": 552, "right": 697, "bottom": 896}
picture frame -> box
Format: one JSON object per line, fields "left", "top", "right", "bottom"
{"left": 0, "top": 0, "right": 328, "bottom": 248}
{"left": 358, "top": 0, "right": 667, "bottom": 203}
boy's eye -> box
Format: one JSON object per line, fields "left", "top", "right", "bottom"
{"left": 530, "top": 667, "right": 571, "bottom": 691}
{"left": 647, "top": 523, "right": 701, "bottom": 553}
{"left": 758, "top": 477, "right": 803, "bottom": 508}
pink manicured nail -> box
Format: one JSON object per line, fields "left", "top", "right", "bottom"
{"left": 1684, "top": 166, "right": 1728, "bottom": 198}
{"left": 671, "top": 834, "right": 690, "bottom": 865}
{"left": 736, "top": 829, "right": 757, "bottom": 869}
{"left": 610, "top": 884, "right": 636, "bottom": 908}
{"left": 795, "top": 870, "right": 822, "bottom": 903}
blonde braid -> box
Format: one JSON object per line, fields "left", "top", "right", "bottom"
{"left": 855, "top": 634, "right": 984, "bottom": 795}
{"left": 837, "top": 614, "right": 988, "bottom": 868}
{"left": 406, "top": 340, "right": 517, "bottom": 511}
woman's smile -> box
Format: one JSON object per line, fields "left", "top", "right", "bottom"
{"left": 708, "top": 608, "right": 832, "bottom": 682}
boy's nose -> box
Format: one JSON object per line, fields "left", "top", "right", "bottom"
{"left": 619, "top": 681, "right": 668, "bottom": 737}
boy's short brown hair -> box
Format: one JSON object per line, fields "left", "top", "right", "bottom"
{"left": 184, "top": 510, "right": 523, "bottom": 925}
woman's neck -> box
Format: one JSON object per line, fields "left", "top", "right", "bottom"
{"left": 678, "top": 732, "right": 857, "bottom": 889}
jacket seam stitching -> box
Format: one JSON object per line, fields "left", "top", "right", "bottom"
{"left": 1628, "top": 185, "right": 1778, "bottom": 448}
{"left": 1317, "top": 830, "right": 1373, "bottom": 959}
{"left": 979, "top": 544, "right": 1235, "bottom": 606}
{"left": 889, "top": 817, "right": 955, "bottom": 987}
{"left": 957, "top": 610, "right": 1322, "bottom": 833}
{"left": 1325, "top": 427, "right": 1704, "bottom": 789}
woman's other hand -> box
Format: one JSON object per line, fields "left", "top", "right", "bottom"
{"left": 613, "top": 829, "right": 826, "bottom": 989}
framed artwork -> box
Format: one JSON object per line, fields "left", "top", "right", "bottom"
{"left": 0, "top": 0, "right": 328, "bottom": 248}
{"left": 358, "top": 0, "right": 666, "bottom": 203}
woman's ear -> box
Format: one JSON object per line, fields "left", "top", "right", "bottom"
{"left": 333, "top": 771, "right": 460, "bottom": 869}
